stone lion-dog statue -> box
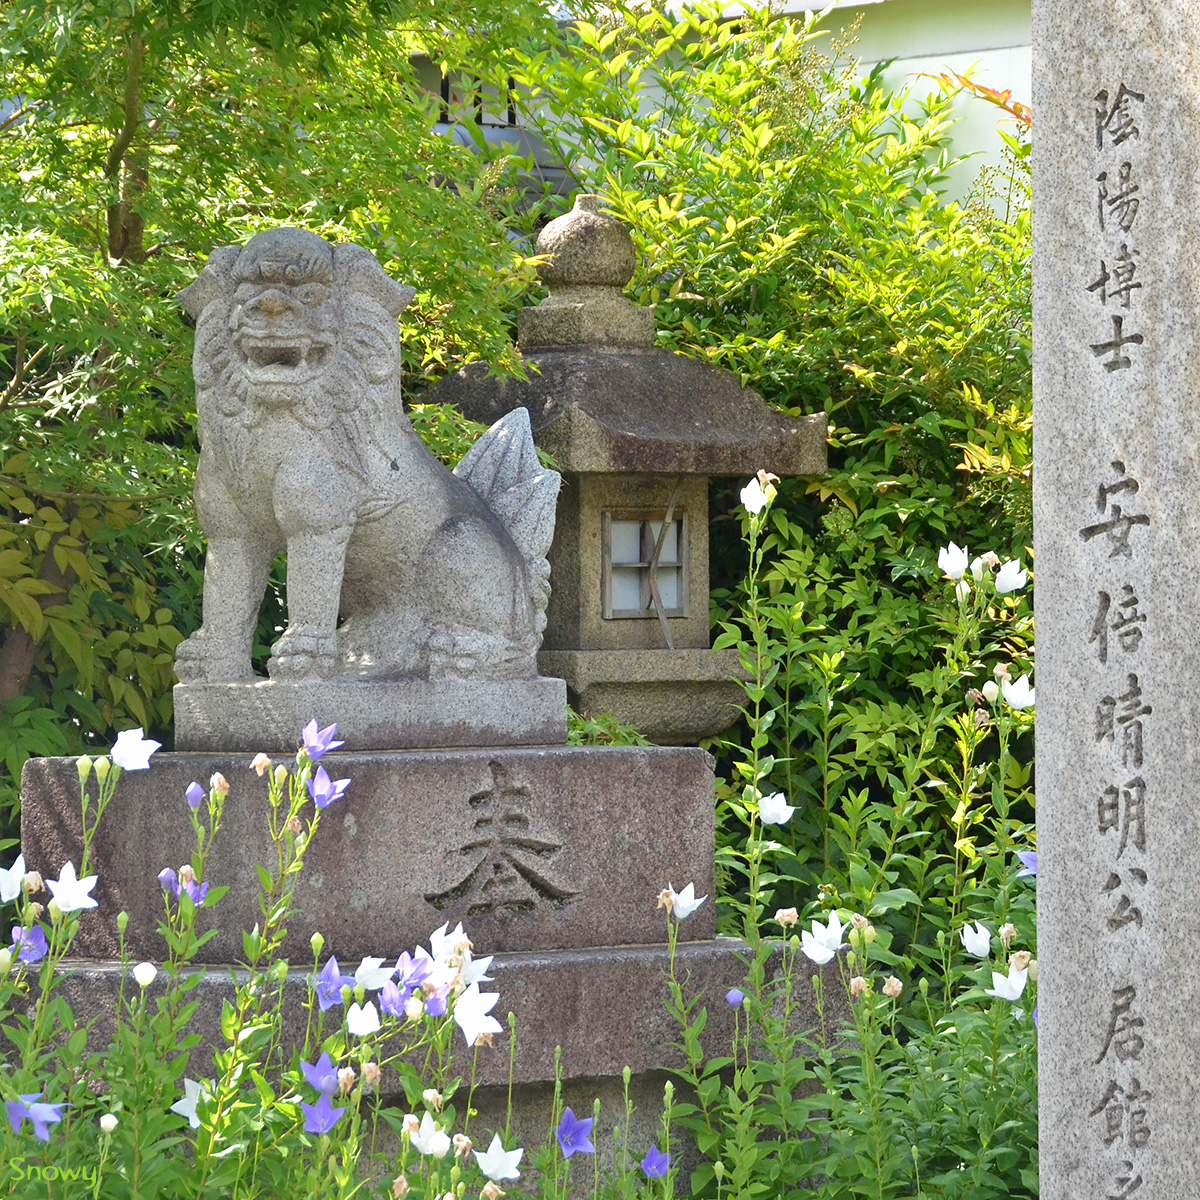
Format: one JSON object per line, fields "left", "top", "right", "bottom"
{"left": 174, "top": 227, "right": 560, "bottom": 684}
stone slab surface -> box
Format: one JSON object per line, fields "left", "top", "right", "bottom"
{"left": 21, "top": 746, "right": 716, "bottom": 962}
{"left": 540, "top": 648, "right": 746, "bottom": 743}
{"left": 173, "top": 677, "right": 568, "bottom": 751}
{"left": 1033, "top": 3, "right": 1200, "bottom": 1197}
{"left": 429, "top": 352, "right": 828, "bottom": 477}
{"left": 50, "top": 940, "right": 841, "bottom": 1087}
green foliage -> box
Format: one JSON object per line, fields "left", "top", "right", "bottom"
{"left": 658, "top": 486, "right": 1038, "bottom": 1199}
{"left": 513, "top": 0, "right": 1034, "bottom": 906}
{"left": 0, "top": 0, "right": 565, "bottom": 822}
{"left": 567, "top": 706, "right": 653, "bottom": 747}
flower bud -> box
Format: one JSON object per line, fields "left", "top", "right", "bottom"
{"left": 116, "top": 910, "right": 128, "bottom": 932}
{"left": 362, "top": 1061, "right": 380, "bottom": 1089}
{"left": 453, "top": 1133, "right": 472, "bottom": 1158}
{"left": 22, "top": 871, "right": 43, "bottom": 895}
{"left": 775, "top": 907, "right": 798, "bottom": 928}
{"left": 47, "top": 899, "right": 61, "bottom": 922}
{"left": 338, "top": 1067, "right": 357, "bottom": 1094}
{"left": 865, "top": 924, "right": 877, "bottom": 945}
{"left": 0, "top": 949, "right": 11, "bottom": 975}
{"left": 274, "top": 764, "right": 289, "bottom": 785}
{"left": 76, "top": 756, "right": 93, "bottom": 782}
{"left": 422, "top": 1087, "right": 444, "bottom": 1112}
{"left": 1028, "top": 958, "right": 1038, "bottom": 983}
{"left": 982, "top": 681, "right": 1000, "bottom": 704}
{"left": 250, "top": 753, "right": 271, "bottom": 776}
{"left": 404, "top": 995, "right": 424, "bottom": 1020}
{"left": 133, "top": 961, "right": 157, "bottom": 988}
{"left": 310, "top": 931, "right": 325, "bottom": 957}
{"left": 210, "top": 772, "right": 229, "bottom": 796}
{"left": 93, "top": 757, "right": 111, "bottom": 780}
{"left": 1009, "top": 950, "right": 1032, "bottom": 972}
{"left": 882, "top": 976, "right": 903, "bottom": 999}
{"left": 850, "top": 975, "right": 869, "bottom": 999}
{"left": 185, "top": 781, "right": 204, "bottom": 809}
{"left": 998, "top": 922, "right": 1017, "bottom": 948}
{"left": 99, "top": 1113, "right": 118, "bottom": 1133}
{"left": 294, "top": 835, "right": 305, "bottom": 852}
{"left": 713, "top": 1162, "right": 726, "bottom": 1179}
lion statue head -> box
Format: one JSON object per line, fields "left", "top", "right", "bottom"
{"left": 179, "top": 228, "right": 416, "bottom": 479}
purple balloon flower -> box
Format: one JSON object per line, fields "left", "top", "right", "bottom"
{"left": 300, "top": 1050, "right": 339, "bottom": 1095}
{"left": 556, "top": 1107, "right": 595, "bottom": 1158}
{"left": 641, "top": 1145, "right": 671, "bottom": 1179}
{"left": 378, "top": 978, "right": 412, "bottom": 1018}
{"left": 6, "top": 1092, "right": 68, "bottom": 1142}
{"left": 725, "top": 988, "right": 745, "bottom": 1008}
{"left": 312, "top": 956, "right": 354, "bottom": 1011}
{"left": 301, "top": 720, "right": 345, "bottom": 761}
{"left": 307, "top": 765, "right": 351, "bottom": 809}
{"left": 157, "top": 869, "right": 210, "bottom": 907}
{"left": 181, "top": 879, "right": 210, "bottom": 907}
{"left": 1016, "top": 850, "right": 1038, "bottom": 878}
{"left": 395, "top": 949, "right": 433, "bottom": 990}
{"left": 11, "top": 925, "right": 47, "bottom": 964}
{"left": 301, "top": 1091, "right": 346, "bottom": 1134}
{"left": 185, "top": 781, "right": 205, "bottom": 809}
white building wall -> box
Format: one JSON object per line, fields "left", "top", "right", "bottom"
{"left": 811, "top": 0, "right": 1032, "bottom": 198}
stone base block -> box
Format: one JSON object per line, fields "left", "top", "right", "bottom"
{"left": 48, "top": 941, "right": 842, "bottom": 1184}
{"left": 172, "top": 676, "right": 568, "bottom": 752}
{"left": 538, "top": 648, "right": 747, "bottom": 743}
{"left": 21, "top": 745, "right": 716, "bottom": 962}
{"left": 55, "top": 941, "right": 763, "bottom": 1087}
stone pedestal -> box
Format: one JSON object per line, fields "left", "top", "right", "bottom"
{"left": 22, "top": 746, "right": 716, "bottom": 962}
{"left": 539, "top": 649, "right": 745, "bottom": 744}
{"left": 174, "top": 677, "right": 568, "bottom": 752}
{"left": 19, "top": 744, "right": 794, "bottom": 1168}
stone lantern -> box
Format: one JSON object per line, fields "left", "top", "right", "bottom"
{"left": 426, "top": 195, "right": 827, "bottom": 742}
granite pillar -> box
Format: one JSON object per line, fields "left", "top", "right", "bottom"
{"left": 1033, "top": 3, "right": 1200, "bottom": 1195}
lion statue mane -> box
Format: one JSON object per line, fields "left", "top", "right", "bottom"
{"left": 173, "top": 227, "right": 560, "bottom": 684}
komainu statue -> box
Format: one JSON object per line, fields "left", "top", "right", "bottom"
{"left": 173, "top": 227, "right": 560, "bottom": 684}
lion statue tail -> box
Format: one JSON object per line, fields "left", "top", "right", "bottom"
{"left": 453, "top": 408, "right": 561, "bottom": 631}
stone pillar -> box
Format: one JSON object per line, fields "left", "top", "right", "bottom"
{"left": 1033, "top": 4, "right": 1200, "bottom": 1196}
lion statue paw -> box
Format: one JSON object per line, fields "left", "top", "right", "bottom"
{"left": 175, "top": 629, "right": 255, "bottom": 684}
{"left": 267, "top": 626, "right": 339, "bottom": 681}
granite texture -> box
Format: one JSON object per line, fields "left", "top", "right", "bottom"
{"left": 430, "top": 353, "right": 828, "bottom": 478}
{"left": 174, "top": 227, "right": 560, "bottom": 698}
{"left": 173, "top": 677, "right": 567, "bottom": 751}
{"left": 21, "top": 746, "right": 717, "bottom": 961}
{"left": 48, "top": 939, "right": 839, "bottom": 1087}
{"left": 1033, "top": 4, "right": 1200, "bottom": 1196}
{"left": 539, "top": 648, "right": 747, "bottom": 744}
{"left": 519, "top": 194, "right": 656, "bottom": 349}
